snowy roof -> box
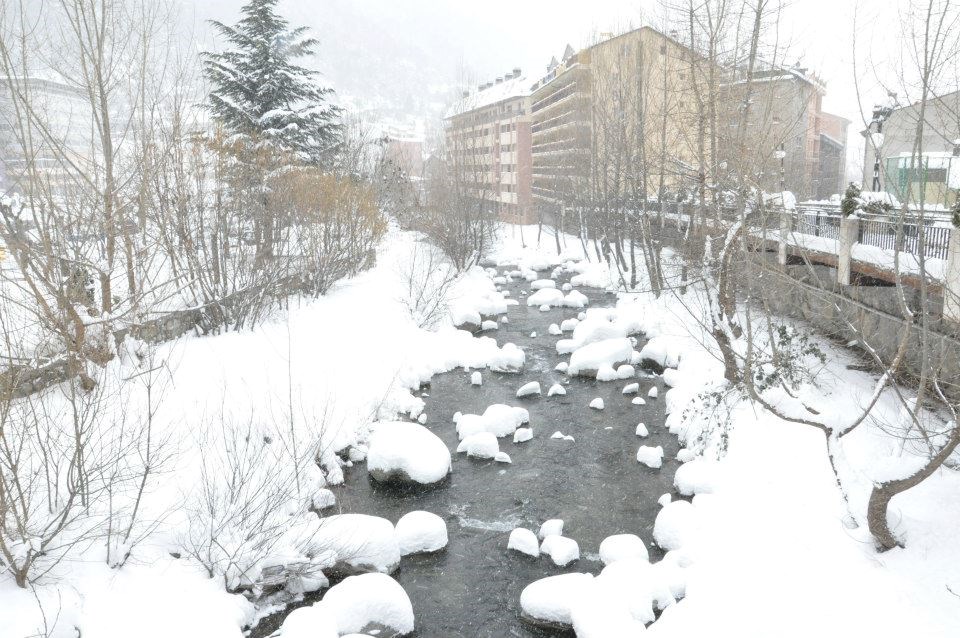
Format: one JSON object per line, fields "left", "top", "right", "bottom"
{"left": 445, "top": 75, "right": 532, "bottom": 119}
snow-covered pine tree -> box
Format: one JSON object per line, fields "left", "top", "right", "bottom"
{"left": 841, "top": 182, "right": 861, "bottom": 217}
{"left": 202, "top": 0, "right": 342, "bottom": 167}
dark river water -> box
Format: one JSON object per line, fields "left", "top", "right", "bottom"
{"left": 253, "top": 269, "right": 681, "bottom": 638}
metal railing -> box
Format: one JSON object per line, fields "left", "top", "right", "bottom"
{"left": 857, "top": 217, "right": 952, "bottom": 261}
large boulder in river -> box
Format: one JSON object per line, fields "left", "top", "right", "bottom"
{"left": 312, "top": 514, "right": 401, "bottom": 576}
{"left": 367, "top": 422, "right": 451, "bottom": 488}
{"left": 318, "top": 573, "right": 415, "bottom": 637}
{"left": 520, "top": 573, "right": 594, "bottom": 632}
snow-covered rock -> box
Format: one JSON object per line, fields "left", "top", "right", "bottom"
{"left": 312, "top": 488, "right": 336, "bottom": 510}
{"left": 564, "top": 290, "right": 589, "bottom": 309}
{"left": 676, "top": 449, "right": 696, "bottom": 463}
{"left": 495, "top": 452, "right": 512, "bottom": 463}
{"left": 622, "top": 382, "right": 639, "bottom": 395}
{"left": 278, "top": 605, "right": 339, "bottom": 638}
{"left": 527, "top": 288, "right": 566, "bottom": 308}
{"left": 673, "top": 458, "right": 718, "bottom": 496}
{"left": 561, "top": 282, "right": 573, "bottom": 292}
{"left": 516, "top": 381, "right": 542, "bottom": 398}
{"left": 654, "top": 500, "right": 699, "bottom": 551}
{"left": 547, "top": 383, "right": 566, "bottom": 397}
{"left": 538, "top": 304, "right": 551, "bottom": 312}
{"left": 632, "top": 397, "right": 646, "bottom": 405}
{"left": 488, "top": 343, "right": 525, "bottom": 373}
{"left": 367, "top": 422, "right": 451, "bottom": 487}
{"left": 648, "top": 386, "right": 659, "bottom": 399}
{"left": 548, "top": 323, "right": 562, "bottom": 336}
{"left": 550, "top": 431, "right": 575, "bottom": 442}
{"left": 508, "top": 528, "right": 540, "bottom": 557}
{"left": 540, "top": 535, "right": 580, "bottom": 566}
{"left": 456, "top": 404, "right": 530, "bottom": 439}
{"left": 658, "top": 493, "right": 672, "bottom": 507}
{"left": 520, "top": 573, "right": 594, "bottom": 631}
{"left": 554, "top": 361, "right": 569, "bottom": 373}
{"left": 456, "top": 432, "right": 500, "bottom": 459}
{"left": 560, "top": 318, "right": 579, "bottom": 332}
{"left": 471, "top": 371, "right": 482, "bottom": 386}
{"left": 531, "top": 279, "right": 556, "bottom": 290}
{"left": 636, "top": 445, "right": 664, "bottom": 468}
{"left": 599, "top": 534, "right": 649, "bottom": 565}
{"left": 635, "top": 423, "right": 648, "bottom": 437}
{"left": 538, "top": 519, "right": 564, "bottom": 539}
{"left": 319, "top": 573, "right": 414, "bottom": 636}
{"left": 514, "top": 427, "right": 533, "bottom": 443}
{"left": 395, "top": 511, "right": 448, "bottom": 556}
{"left": 313, "top": 514, "right": 401, "bottom": 575}
{"left": 616, "top": 364, "right": 636, "bottom": 379}
{"left": 568, "top": 338, "right": 634, "bottom": 378}
{"left": 589, "top": 398, "right": 604, "bottom": 410}
{"left": 480, "top": 320, "right": 498, "bottom": 331}
{"left": 638, "top": 337, "right": 681, "bottom": 373}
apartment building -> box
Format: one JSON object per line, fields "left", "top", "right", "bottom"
{"left": 0, "top": 76, "right": 91, "bottom": 195}
{"left": 862, "top": 90, "right": 960, "bottom": 208}
{"left": 444, "top": 70, "right": 534, "bottom": 224}
{"left": 817, "top": 112, "right": 850, "bottom": 199}
{"left": 529, "top": 27, "right": 703, "bottom": 213}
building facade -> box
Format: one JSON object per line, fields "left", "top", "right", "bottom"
{"left": 0, "top": 76, "right": 91, "bottom": 195}
{"left": 529, "top": 27, "right": 704, "bottom": 216}
{"left": 862, "top": 90, "right": 960, "bottom": 208}
{"left": 444, "top": 70, "right": 534, "bottom": 224}
{"left": 817, "top": 111, "right": 850, "bottom": 199}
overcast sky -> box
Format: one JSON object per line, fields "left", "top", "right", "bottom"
{"left": 183, "top": 0, "right": 912, "bottom": 175}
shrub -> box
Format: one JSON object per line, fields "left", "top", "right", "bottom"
{"left": 841, "top": 182, "right": 861, "bottom": 217}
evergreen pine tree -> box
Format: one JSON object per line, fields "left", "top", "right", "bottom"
{"left": 841, "top": 182, "right": 861, "bottom": 217}
{"left": 202, "top": 0, "right": 341, "bottom": 166}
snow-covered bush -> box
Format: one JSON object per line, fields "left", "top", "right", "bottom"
{"left": 396, "top": 237, "right": 460, "bottom": 329}
{"left": 841, "top": 182, "right": 861, "bottom": 217}
{"left": 180, "top": 418, "right": 329, "bottom": 594}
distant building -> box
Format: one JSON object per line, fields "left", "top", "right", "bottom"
{"left": 383, "top": 136, "right": 424, "bottom": 179}
{"left": 0, "top": 76, "right": 92, "bottom": 195}
{"left": 529, "top": 27, "right": 704, "bottom": 215}
{"left": 722, "top": 66, "right": 827, "bottom": 200}
{"left": 816, "top": 112, "right": 850, "bottom": 199}
{"left": 444, "top": 69, "right": 534, "bottom": 224}
{"left": 862, "top": 90, "right": 960, "bottom": 208}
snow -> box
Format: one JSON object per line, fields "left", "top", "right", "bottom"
{"left": 560, "top": 318, "right": 579, "bottom": 332}
{"left": 520, "top": 573, "right": 594, "bottom": 629}
{"left": 318, "top": 573, "right": 414, "bottom": 636}
{"left": 471, "top": 371, "right": 482, "bottom": 386}
{"left": 456, "top": 404, "right": 529, "bottom": 439}
{"left": 313, "top": 488, "right": 337, "bottom": 510}
{"left": 616, "top": 364, "right": 636, "bottom": 379}
{"left": 508, "top": 528, "right": 540, "bottom": 557}
{"left": 540, "top": 535, "right": 580, "bottom": 566}
{"left": 639, "top": 337, "right": 682, "bottom": 370}
{"left": 516, "top": 381, "right": 542, "bottom": 397}
{"left": 538, "top": 519, "right": 564, "bottom": 539}
{"left": 547, "top": 383, "right": 566, "bottom": 396}
{"left": 548, "top": 323, "right": 562, "bottom": 336}
{"left": 278, "top": 605, "right": 339, "bottom": 638}
{"left": 538, "top": 304, "right": 551, "bottom": 312}
{"left": 648, "top": 386, "right": 659, "bottom": 399}
{"left": 395, "top": 511, "right": 448, "bottom": 555}
{"left": 589, "top": 397, "right": 605, "bottom": 410}
{"left": 495, "top": 451, "right": 512, "bottom": 463}
{"left": 636, "top": 445, "right": 664, "bottom": 468}
{"left": 623, "top": 382, "right": 640, "bottom": 394}
{"left": 567, "top": 338, "right": 634, "bottom": 377}
{"left": 632, "top": 397, "right": 646, "bottom": 405}
{"left": 677, "top": 449, "right": 696, "bottom": 463}
{"left": 653, "top": 500, "right": 699, "bottom": 551}
{"left": 367, "top": 421, "right": 451, "bottom": 485}
{"left": 527, "top": 288, "right": 566, "bottom": 308}
{"left": 658, "top": 493, "right": 672, "bottom": 507}
{"left": 514, "top": 427, "right": 533, "bottom": 443}
{"left": 550, "top": 431, "right": 575, "bottom": 442}
{"left": 456, "top": 432, "right": 500, "bottom": 459}
{"left": 673, "top": 459, "right": 719, "bottom": 495}
{"left": 599, "top": 534, "right": 650, "bottom": 565}
{"left": 313, "top": 514, "right": 401, "bottom": 574}
{"left": 531, "top": 279, "right": 556, "bottom": 290}
{"left": 480, "top": 319, "right": 498, "bottom": 331}
{"left": 635, "top": 423, "right": 649, "bottom": 437}
{"left": 564, "top": 290, "right": 590, "bottom": 308}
